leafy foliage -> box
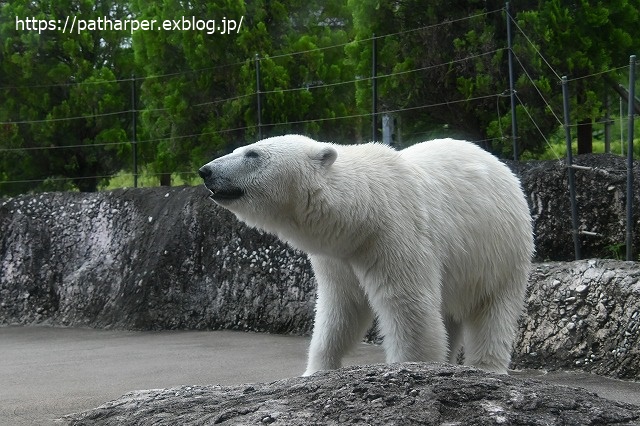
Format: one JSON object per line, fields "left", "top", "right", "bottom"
{"left": 512, "top": 0, "right": 639, "bottom": 154}
{"left": 0, "top": 0, "right": 134, "bottom": 194}
{"left": 0, "top": 0, "right": 638, "bottom": 195}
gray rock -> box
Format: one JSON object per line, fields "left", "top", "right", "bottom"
{"left": 513, "top": 260, "right": 640, "bottom": 379}
{"left": 509, "top": 153, "right": 640, "bottom": 261}
{"left": 62, "top": 363, "right": 640, "bottom": 426}
{"left": 0, "top": 187, "right": 316, "bottom": 333}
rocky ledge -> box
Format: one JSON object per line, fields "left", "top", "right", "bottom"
{"left": 63, "top": 363, "right": 639, "bottom": 426}
{"left": 513, "top": 260, "right": 640, "bottom": 379}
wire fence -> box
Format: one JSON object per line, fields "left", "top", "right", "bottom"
{"left": 0, "top": 5, "right": 637, "bottom": 189}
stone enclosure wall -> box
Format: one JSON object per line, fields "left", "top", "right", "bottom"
{"left": 0, "top": 187, "right": 315, "bottom": 333}
{"left": 514, "top": 260, "right": 639, "bottom": 378}
{"left": 1, "top": 155, "right": 639, "bottom": 379}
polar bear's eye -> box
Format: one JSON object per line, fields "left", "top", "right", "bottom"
{"left": 245, "top": 150, "right": 260, "bottom": 158}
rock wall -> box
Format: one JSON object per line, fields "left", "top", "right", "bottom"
{"left": 1, "top": 156, "right": 640, "bottom": 379}
{"left": 0, "top": 187, "right": 315, "bottom": 333}
{"left": 509, "top": 153, "right": 640, "bottom": 261}
{"left": 512, "top": 260, "right": 640, "bottom": 379}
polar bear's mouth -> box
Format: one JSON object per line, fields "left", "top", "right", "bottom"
{"left": 208, "top": 187, "right": 245, "bottom": 202}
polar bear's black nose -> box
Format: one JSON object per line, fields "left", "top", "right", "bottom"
{"left": 198, "top": 166, "right": 212, "bottom": 180}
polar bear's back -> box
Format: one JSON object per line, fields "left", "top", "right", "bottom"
{"left": 400, "top": 138, "right": 516, "bottom": 183}
{"left": 399, "top": 139, "right": 527, "bottom": 211}
{"left": 399, "top": 139, "right": 529, "bottom": 232}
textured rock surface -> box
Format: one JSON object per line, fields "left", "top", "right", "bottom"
{"left": 0, "top": 187, "right": 315, "bottom": 333}
{"left": 63, "top": 363, "right": 640, "bottom": 426}
{"left": 513, "top": 260, "right": 640, "bottom": 379}
{"left": 509, "top": 153, "right": 640, "bottom": 261}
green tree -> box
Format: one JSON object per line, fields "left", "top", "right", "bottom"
{"left": 132, "top": 0, "right": 358, "bottom": 186}
{"left": 347, "top": 0, "right": 515, "bottom": 148}
{"left": 241, "top": 0, "right": 358, "bottom": 142}
{"left": 347, "top": 0, "right": 639, "bottom": 158}
{"left": 517, "top": 0, "right": 639, "bottom": 154}
{"left": 0, "top": 0, "right": 134, "bottom": 195}
{"left": 131, "top": 0, "right": 249, "bottom": 186}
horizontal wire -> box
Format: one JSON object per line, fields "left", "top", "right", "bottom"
{"left": 566, "top": 114, "right": 635, "bottom": 129}
{"left": 0, "top": 140, "right": 131, "bottom": 152}
{"left": 0, "top": 110, "right": 132, "bottom": 125}
{"left": 0, "top": 174, "right": 121, "bottom": 185}
{"left": 564, "top": 65, "right": 631, "bottom": 83}
{"left": 0, "top": 76, "right": 137, "bottom": 90}
{"left": 0, "top": 9, "right": 502, "bottom": 91}
{"left": 0, "top": 48, "right": 504, "bottom": 125}
{"left": 0, "top": 170, "right": 203, "bottom": 186}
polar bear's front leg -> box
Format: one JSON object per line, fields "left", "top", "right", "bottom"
{"left": 303, "top": 255, "right": 374, "bottom": 376}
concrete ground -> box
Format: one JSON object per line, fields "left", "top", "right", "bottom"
{"left": 0, "top": 326, "right": 638, "bottom": 426}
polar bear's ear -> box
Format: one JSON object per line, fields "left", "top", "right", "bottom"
{"left": 312, "top": 146, "right": 337, "bottom": 168}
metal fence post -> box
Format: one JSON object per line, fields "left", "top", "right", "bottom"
{"left": 562, "top": 76, "right": 581, "bottom": 260}
{"left": 131, "top": 73, "right": 138, "bottom": 188}
{"left": 506, "top": 2, "right": 518, "bottom": 160}
{"left": 626, "top": 54, "right": 636, "bottom": 260}
{"left": 255, "top": 54, "right": 263, "bottom": 140}
{"left": 371, "top": 34, "right": 378, "bottom": 142}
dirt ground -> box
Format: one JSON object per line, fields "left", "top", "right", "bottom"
{"left": 1, "top": 326, "right": 638, "bottom": 426}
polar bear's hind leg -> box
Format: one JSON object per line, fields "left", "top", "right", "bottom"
{"left": 463, "top": 292, "right": 524, "bottom": 374}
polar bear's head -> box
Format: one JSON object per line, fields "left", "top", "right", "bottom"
{"left": 198, "top": 135, "right": 338, "bottom": 230}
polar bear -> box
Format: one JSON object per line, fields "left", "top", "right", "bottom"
{"left": 198, "top": 135, "right": 533, "bottom": 375}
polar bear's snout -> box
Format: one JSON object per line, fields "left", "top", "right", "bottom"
{"left": 198, "top": 164, "right": 245, "bottom": 203}
{"left": 198, "top": 165, "right": 212, "bottom": 180}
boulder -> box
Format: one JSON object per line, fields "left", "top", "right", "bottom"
{"left": 62, "top": 363, "right": 640, "bottom": 426}
{"left": 513, "top": 260, "right": 640, "bottom": 379}
{"left": 510, "top": 153, "right": 639, "bottom": 261}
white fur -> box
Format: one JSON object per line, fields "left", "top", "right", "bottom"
{"left": 199, "top": 135, "right": 534, "bottom": 375}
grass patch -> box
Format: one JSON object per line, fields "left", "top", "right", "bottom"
{"left": 525, "top": 138, "right": 640, "bottom": 161}
{"left": 100, "top": 168, "right": 198, "bottom": 191}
